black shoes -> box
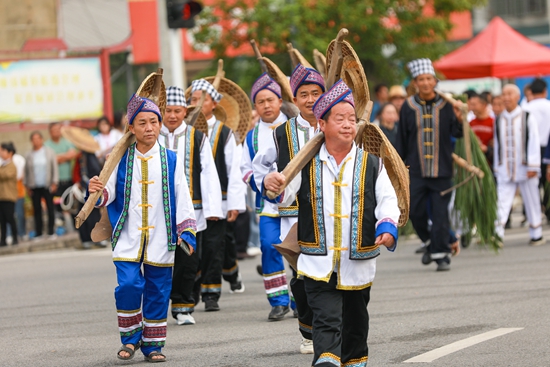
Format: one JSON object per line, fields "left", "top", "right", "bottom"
{"left": 204, "top": 299, "right": 220, "bottom": 312}
{"left": 421, "top": 251, "right": 432, "bottom": 265}
{"left": 293, "top": 308, "right": 299, "bottom": 318}
{"left": 256, "top": 265, "right": 263, "bottom": 276}
{"left": 268, "top": 305, "right": 289, "bottom": 321}
{"left": 436, "top": 257, "right": 451, "bottom": 271}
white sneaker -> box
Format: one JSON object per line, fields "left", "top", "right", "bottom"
{"left": 300, "top": 338, "right": 313, "bottom": 354}
{"left": 247, "top": 247, "right": 262, "bottom": 256}
{"left": 176, "top": 312, "right": 195, "bottom": 325}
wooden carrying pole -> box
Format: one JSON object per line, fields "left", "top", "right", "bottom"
{"left": 266, "top": 29, "right": 348, "bottom": 200}
{"left": 75, "top": 68, "right": 164, "bottom": 229}
{"left": 435, "top": 89, "right": 473, "bottom": 164}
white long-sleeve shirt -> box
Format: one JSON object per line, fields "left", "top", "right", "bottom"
{"left": 525, "top": 97, "right": 550, "bottom": 148}
{"left": 159, "top": 123, "right": 223, "bottom": 231}
{"left": 279, "top": 143, "right": 400, "bottom": 289}
{"left": 206, "top": 116, "right": 246, "bottom": 215}
{"left": 252, "top": 113, "right": 316, "bottom": 239}
{"left": 241, "top": 112, "right": 287, "bottom": 217}
{"left": 494, "top": 106, "right": 541, "bottom": 183}
{"left": 99, "top": 142, "right": 196, "bottom": 266}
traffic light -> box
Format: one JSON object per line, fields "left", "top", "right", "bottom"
{"left": 166, "top": 0, "right": 203, "bottom": 29}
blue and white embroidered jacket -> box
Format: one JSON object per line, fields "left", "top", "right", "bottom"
{"left": 96, "top": 142, "right": 197, "bottom": 266}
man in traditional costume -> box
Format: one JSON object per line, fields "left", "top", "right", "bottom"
{"left": 189, "top": 79, "right": 246, "bottom": 311}
{"left": 254, "top": 65, "right": 325, "bottom": 351}
{"left": 159, "top": 86, "right": 223, "bottom": 325}
{"left": 264, "top": 80, "right": 400, "bottom": 367}
{"left": 494, "top": 84, "right": 544, "bottom": 245}
{"left": 396, "top": 58, "right": 463, "bottom": 271}
{"left": 88, "top": 95, "right": 197, "bottom": 362}
{"left": 241, "top": 73, "right": 292, "bottom": 321}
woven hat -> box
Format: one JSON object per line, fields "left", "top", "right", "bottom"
{"left": 356, "top": 123, "right": 410, "bottom": 227}
{"left": 186, "top": 76, "right": 252, "bottom": 144}
{"left": 185, "top": 105, "right": 208, "bottom": 136}
{"left": 61, "top": 126, "right": 100, "bottom": 153}
{"left": 166, "top": 86, "right": 187, "bottom": 107}
{"left": 313, "top": 79, "right": 355, "bottom": 121}
{"left": 127, "top": 94, "right": 162, "bottom": 125}
{"left": 326, "top": 40, "right": 370, "bottom": 118}
{"left": 290, "top": 63, "right": 325, "bottom": 97}
{"left": 407, "top": 58, "right": 436, "bottom": 79}
{"left": 261, "top": 57, "right": 295, "bottom": 103}
{"left": 251, "top": 72, "right": 282, "bottom": 103}
{"left": 191, "top": 79, "right": 223, "bottom": 103}
{"left": 389, "top": 85, "right": 407, "bottom": 99}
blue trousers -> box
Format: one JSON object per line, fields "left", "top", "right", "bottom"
{"left": 114, "top": 261, "right": 172, "bottom": 356}
{"left": 259, "top": 216, "right": 289, "bottom": 307}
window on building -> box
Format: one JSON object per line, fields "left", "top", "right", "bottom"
{"left": 491, "top": 0, "right": 547, "bottom": 17}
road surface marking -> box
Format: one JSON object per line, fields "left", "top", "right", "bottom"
{"left": 403, "top": 328, "right": 523, "bottom": 363}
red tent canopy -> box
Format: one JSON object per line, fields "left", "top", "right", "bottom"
{"left": 434, "top": 17, "right": 550, "bottom": 79}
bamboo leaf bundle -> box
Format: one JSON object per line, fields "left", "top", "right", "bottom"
{"left": 453, "top": 129, "right": 501, "bottom": 252}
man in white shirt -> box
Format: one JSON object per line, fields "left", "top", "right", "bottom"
{"left": 494, "top": 84, "right": 544, "bottom": 246}
{"left": 159, "top": 86, "right": 223, "bottom": 325}
{"left": 525, "top": 78, "right": 550, "bottom": 218}
{"left": 189, "top": 79, "right": 246, "bottom": 312}
{"left": 264, "top": 80, "right": 400, "bottom": 367}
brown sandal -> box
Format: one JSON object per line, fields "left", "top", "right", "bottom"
{"left": 144, "top": 351, "right": 166, "bottom": 363}
{"left": 117, "top": 341, "right": 141, "bottom": 360}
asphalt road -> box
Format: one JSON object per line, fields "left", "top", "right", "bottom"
{"left": 1, "top": 225, "right": 550, "bottom": 367}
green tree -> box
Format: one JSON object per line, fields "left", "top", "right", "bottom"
{"left": 192, "top": 0, "right": 485, "bottom": 91}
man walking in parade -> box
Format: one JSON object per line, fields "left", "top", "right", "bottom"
{"left": 264, "top": 79, "right": 400, "bottom": 367}
{"left": 88, "top": 94, "right": 197, "bottom": 362}
{"left": 396, "top": 58, "right": 463, "bottom": 271}
{"left": 159, "top": 86, "right": 223, "bottom": 325}
{"left": 189, "top": 79, "right": 246, "bottom": 312}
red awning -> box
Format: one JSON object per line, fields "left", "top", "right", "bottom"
{"left": 434, "top": 17, "right": 550, "bottom": 79}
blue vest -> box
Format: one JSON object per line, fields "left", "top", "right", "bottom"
{"left": 107, "top": 144, "right": 179, "bottom": 251}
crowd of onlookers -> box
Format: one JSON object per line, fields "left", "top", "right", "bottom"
{"left": 0, "top": 114, "right": 125, "bottom": 248}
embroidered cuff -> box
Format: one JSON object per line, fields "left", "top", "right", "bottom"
{"left": 375, "top": 221, "right": 398, "bottom": 252}
{"left": 91, "top": 189, "right": 109, "bottom": 208}
{"left": 180, "top": 231, "right": 197, "bottom": 251}
{"left": 177, "top": 218, "right": 197, "bottom": 236}
{"left": 243, "top": 171, "right": 260, "bottom": 194}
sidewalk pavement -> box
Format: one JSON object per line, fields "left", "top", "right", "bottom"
{"left": 0, "top": 232, "right": 82, "bottom": 256}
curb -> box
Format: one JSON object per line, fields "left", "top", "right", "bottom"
{"left": 0, "top": 232, "right": 81, "bottom": 256}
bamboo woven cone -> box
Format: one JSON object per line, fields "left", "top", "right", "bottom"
{"left": 75, "top": 68, "right": 165, "bottom": 229}
{"left": 61, "top": 126, "right": 100, "bottom": 153}
{"left": 261, "top": 57, "right": 294, "bottom": 103}
{"left": 185, "top": 60, "right": 251, "bottom": 144}
{"left": 287, "top": 43, "right": 314, "bottom": 69}
{"left": 186, "top": 105, "right": 208, "bottom": 135}
{"left": 313, "top": 49, "right": 327, "bottom": 80}
{"left": 265, "top": 29, "right": 349, "bottom": 200}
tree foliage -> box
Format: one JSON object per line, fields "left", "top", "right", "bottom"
{"left": 192, "top": 0, "right": 486, "bottom": 91}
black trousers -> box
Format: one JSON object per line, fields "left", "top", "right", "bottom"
{"left": 77, "top": 204, "right": 101, "bottom": 243}
{"left": 31, "top": 187, "right": 55, "bottom": 236}
{"left": 222, "top": 221, "right": 239, "bottom": 284}
{"left": 305, "top": 273, "right": 371, "bottom": 366}
{"left": 196, "top": 219, "right": 226, "bottom": 302}
{"left": 171, "top": 231, "right": 202, "bottom": 316}
{"left": 233, "top": 211, "right": 250, "bottom": 254}
{"left": 290, "top": 274, "right": 313, "bottom": 340}
{"left": 540, "top": 147, "right": 550, "bottom": 217}
{"left": 0, "top": 201, "right": 17, "bottom": 245}
{"left": 409, "top": 177, "right": 452, "bottom": 256}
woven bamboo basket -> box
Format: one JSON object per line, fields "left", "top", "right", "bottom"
{"left": 289, "top": 46, "right": 314, "bottom": 69}
{"left": 326, "top": 40, "right": 370, "bottom": 119}
{"left": 357, "top": 123, "right": 410, "bottom": 227}
{"left": 186, "top": 77, "right": 251, "bottom": 144}
{"left": 61, "top": 126, "right": 100, "bottom": 153}
{"left": 137, "top": 71, "right": 167, "bottom": 120}
{"left": 185, "top": 106, "right": 208, "bottom": 135}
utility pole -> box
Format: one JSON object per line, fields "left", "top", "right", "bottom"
{"left": 157, "top": 0, "right": 186, "bottom": 87}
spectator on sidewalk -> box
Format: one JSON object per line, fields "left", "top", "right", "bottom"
{"left": 0, "top": 142, "right": 19, "bottom": 246}
{"left": 94, "top": 116, "right": 123, "bottom": 164}
{"left": 45, "top": 122, "right": 77, "bottom": 232}
{"left": 371, "top": 83, "right": 389, "bottom": 121}
{"left": 376, "top": 103, "right": 399, "bottom": 147}
{"left": 389, "top": 85, "right": 408, "bottom": 114}
{"left": 24, "top": 132, "right": 59, "bottom": 240}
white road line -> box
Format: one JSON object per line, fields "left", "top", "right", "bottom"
{"left": 403, "top": 328, "right": 524, "bottom": 363}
